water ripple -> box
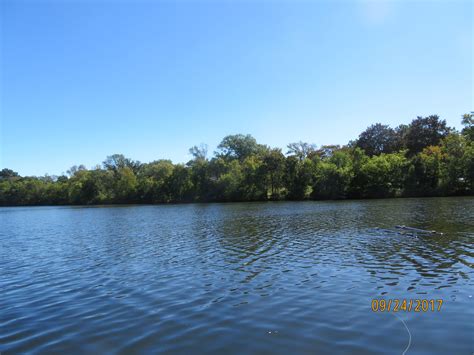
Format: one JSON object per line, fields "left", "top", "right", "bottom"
{"left": 0, "top": 198, "right": 473, "bottom": 354}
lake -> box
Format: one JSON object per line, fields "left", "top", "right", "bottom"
{"left": 1, "top": 197, "right": 473, "bottom": 354}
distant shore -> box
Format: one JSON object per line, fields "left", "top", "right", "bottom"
{"left": 2, "top": 114, "right": 473, "bottom": 207}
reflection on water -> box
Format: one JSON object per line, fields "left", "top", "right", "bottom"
{"left": 1, "top": 197, "right": 473, "bottom": 354}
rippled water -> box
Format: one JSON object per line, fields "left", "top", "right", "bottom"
{"left": 1, "top": 197, "right": 473, "bottom": 354}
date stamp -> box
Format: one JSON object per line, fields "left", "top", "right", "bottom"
{"left": 371, "top": 299, "right": 443, "bottom": 312}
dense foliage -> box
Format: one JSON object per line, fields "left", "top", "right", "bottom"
{"left": 1, "top": 114, "right": 473, "bottom": 206}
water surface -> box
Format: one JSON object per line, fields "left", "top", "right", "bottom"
{"left": 1, "top": 198, "right": 473, "bottom": 354}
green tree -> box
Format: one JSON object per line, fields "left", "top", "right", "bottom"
{"left": 314, "top": 145, "right": 341, "bottom": 160}
{"left": 311, "top": 150, "right": 353, "bottom": 199}
{"left": 404, "top": 115, "right": 450, "bottom": 155}
{"left": 188, "top": 144, "right": 208, "bottom": 162}
{"left": 286, "top": 141, "right": 316, "bottom": 161}
{"left": 404, "top": 146, "right": 443, "bottom": 196}
{"left": 0, "top": 169, "right": 19, "bottom": 180}
{"left": 240, "top": 155, "right": 267, "bottom": 200}
{"left": 312, "top": 161, "right": 352, "bottom": 200}
{"left": 103, "top": 154, "right": 141, "bottom": 174}
{"left": 67, "top": 170, "right": 102, "bottom": 204}
{"left": 115, "top": 167, "right": 138, "bottom": 202}
{"left": 1, "top": 119, "right": 472, "bottom": 206}
{"left": 461, "top": 113, "right": 474, "bottom": 141}
{"left": 261, "top": 148, "right": 286, "bottom": 199}
{"left": 217, "top": 134, "right": 262, "bottom": 161}
{"left": 138, "top": 160, "right": 174, "bottom": 203}
{"left": 439, "top": 134, "right": 469, "bottom": 194}
{"left": 165, "top": 165, "right": 193, "bottom": 202}
{"left": 359, "top": 153, "right": 407, "bottom": 198}
{"left": 462, "top": 141, "right": 474, "bottom": 192}
{"left": 285, "top": 156, "right": 314, "bottom": 200}
{"left": 355, "top": 123, "right": 401, "bottom": 156}
{"left": 216, "top": 160, "right": 244, "bottom": 201}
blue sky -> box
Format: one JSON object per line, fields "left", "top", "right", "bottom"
{"left": 1, "top": 0, "right": 472, "bottom": 176}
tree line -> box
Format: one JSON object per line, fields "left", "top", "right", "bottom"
{"left": 1, "top": 114, "right": 473, "bottom": 206}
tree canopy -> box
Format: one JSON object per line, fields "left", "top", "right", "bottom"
{"left": 404, "top": 115, "right": 451, "bottom": 155}
{"left": 216, "top": 134, "right": 263, "bottom": 161}
{"left": 1, "top": 114, "right": 472, "bottom": 206}
{"left": 355, "top": 123, "right": 401, "bottom": 156}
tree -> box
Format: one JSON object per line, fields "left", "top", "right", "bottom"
{"left": 103, "top": 154, "right": 141, "bottom": 173}
{"left": 138, "top": 160, "right": 174, "bottom": 203}
{"left": 359, "top": 153, "right": 407, "bottom": 198}
{"left": 439, "top": 134, "right": 469, "bottom": 194}
{"left": 189, "top": 159, "right": 215, "bottom": 201}
{"left": 67, "top": 165, "right": 86, "bottom": 177}
{"left": 311, "top": 149, "right": 353, "bottom": 199}
{"left": 165, "top": 165, "right": 193, "bottom": 202}
{"left": 285, "top": 156, "right": 313, "bottom": 200}
{"left": 114, "top": 167, "right": 138, "bottom": 202}
{"left": 141, "top": 160, "right": 174, "bottom": 181}
{"left": 67, "top": 170, "right": 101, "bottom": 204}
{"left": 188, "top": 144, "right": 208, "bottom": 163}
{"left": 216, "top": 160, "right": 244, "bottom": 201}
{"left": 405, "top": 146, "right": 443, "bottom": 196}
{"left": 461, "top": 113, "right": 474, "bottom": 141}
{"left": 314, "top": 145, "right": 341, "bottom": 160}
{"left": 355, "top": 123, "right": 401, "bottom": 156}
{"left": 404, "top": 115, "right": 450, "bottom": 155}
{"left": 0, "top": 168, "right": 19, "bottom": 180}
{"left": 261, "top": 148, "right": 286, "bottom": 199}
{"left": 347, "top": 147, "right": 370, "bottom": 198}
{"left": 312, "top": 161, "right": 352, "bottom": 200}
{"left": 216, "top": 134, "right": 262, "bottom": 161}
{"left": 286, "top": 141, "right": 316, "bottom": 161}
{"left": 240, "top": 155, "right": 267, "bottom": 200}
{"left": 0, "top": 120, "right": 472, "bottom": 206}
{"left": 462, "top": 141, "right": 474, "bottom": 192}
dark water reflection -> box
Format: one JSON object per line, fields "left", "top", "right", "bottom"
{"left": 1, "top": 197, "right": 473, "bottom": 354}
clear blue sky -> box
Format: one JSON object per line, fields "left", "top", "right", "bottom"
{"left": 1, "top": 0, "right": 472, "bottom": 176}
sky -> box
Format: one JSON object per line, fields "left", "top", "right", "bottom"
{"left": 1, "top": 0, "right": 472, "bottom": 176}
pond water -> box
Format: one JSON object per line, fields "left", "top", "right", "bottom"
{"left": 1, "top": 197, "right": 473, "bottom": 354}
